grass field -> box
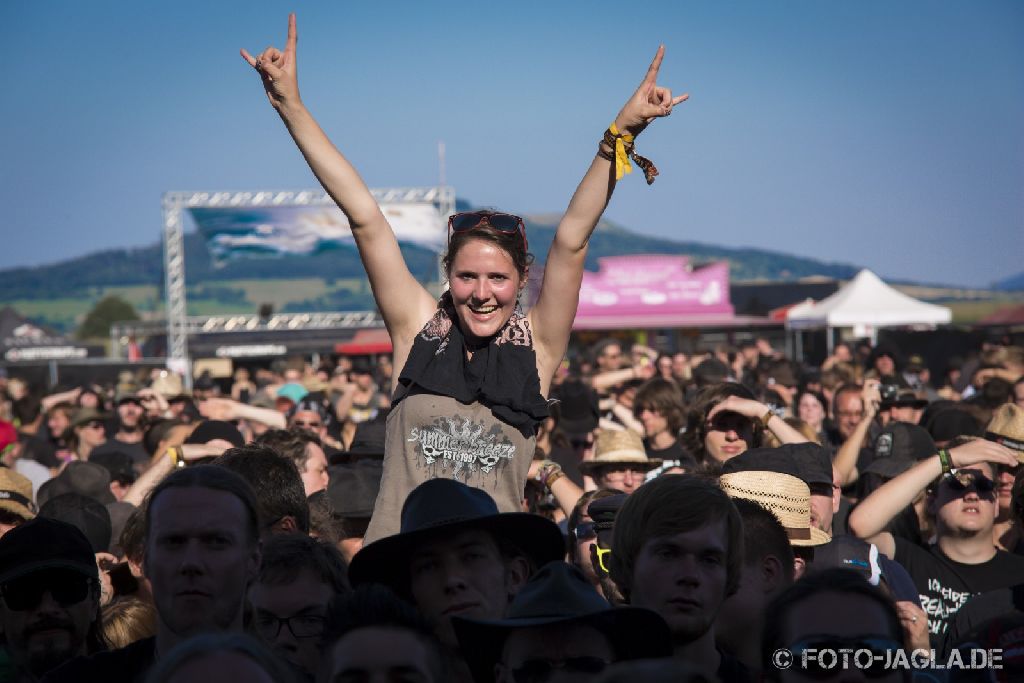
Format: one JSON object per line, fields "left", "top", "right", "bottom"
{"left": 3, "top": 277, "right": 374, "bottom": 332}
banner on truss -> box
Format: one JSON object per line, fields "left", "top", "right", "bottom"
{"left": 190, "top": 203, "right": 447, "bottom": 262}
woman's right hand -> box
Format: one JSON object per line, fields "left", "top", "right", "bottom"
{"left": 240, "top": 13, "right": 301, "bottom": 112}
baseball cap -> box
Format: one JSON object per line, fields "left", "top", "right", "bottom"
{"left": 721, "top": 443, "right": 833, "bottom": 488}
{"left": 863, "top": 422, "right": 937, "bottom": 479}
{"left": 0, "top": 517, "right": 98, "bottom": 583}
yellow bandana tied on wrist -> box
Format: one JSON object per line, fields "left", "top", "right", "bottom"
{"left": 609, "top": 123, "right": 634, "bottom": 181}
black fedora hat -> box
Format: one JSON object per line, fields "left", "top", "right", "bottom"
{"left": 721, "top": 442, "right": 833, "bottom": 488}
{"left": 328, "top": 459, "right": 383, "bottom": 518}
{"left": 37, "top": 461, "right": 115, "bottom": 507}
{"left": 551, "top": 379, "right": 599, "bottom": 435}
{"left": 452, "top": 561, "right": 672, "bottom": 683}
{"left": 333, "top": 421, "right": 386, "bottom": 465}
{"left": 348, "top": 479, "right": 564, "bottom": 592}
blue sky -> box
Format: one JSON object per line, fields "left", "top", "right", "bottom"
{"left": 1, "top": 1, "right": 1021, "bottom": 288}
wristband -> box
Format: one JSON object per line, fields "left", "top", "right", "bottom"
{"left": 937, "top": 449, "right": 952, "bottom": 476}
{"left": 535, "top": 461, "right": 564, "bottom": 489}
{"left": 168, "top": 446, "right": 186, "bottom": 469}
{"left": 761, "top": 409, "right": 775, "bottom": 429}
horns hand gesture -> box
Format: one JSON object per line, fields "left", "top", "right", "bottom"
{"left": 241, "top": 13, "right": 300, "bottom": 111}
{"left": 614, "top": 45, "right": 688, "bottom": 137}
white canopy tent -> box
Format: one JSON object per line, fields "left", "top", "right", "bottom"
{"left": 786, "top": 269, "right": 952, "bottom": 350}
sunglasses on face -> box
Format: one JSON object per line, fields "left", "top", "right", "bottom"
{"left": 573, "top": 521, "right": 597, "bottom": 542}
{"left": 706, "top": 412, "right": 753, "bottom": 435}
{"left": 785, "top": 635, "right": 903, "bottom": 679}
{"left": 1, "top": 571, "right": 93, "bottom": 611}
{"left": 945, "top": 471, "right": 997, "bottom": 495}
{"left": 448, "top": 211, "right": 528, "bottom": 252}
{"left": 569, "top": 437, "right": 594, "bottom": 450}
{"left": 292, "top": 420, "right": 322, "bottom": 429}
{"left": 84, "top": 421, "right": 105, "bottom": 430}
{"left": 509, "top": 656, "right": 608, "bottom": 683}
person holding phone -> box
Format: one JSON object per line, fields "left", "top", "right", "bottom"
{"left": 242, "top": 15, "right": 688, "bottom": 541}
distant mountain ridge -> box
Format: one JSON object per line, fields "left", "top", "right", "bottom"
{"left": 0, "top": 215, "right": 863, "bottom": 301}
{"left": 992, "top": 270, "right": 1024, "bottom": 292}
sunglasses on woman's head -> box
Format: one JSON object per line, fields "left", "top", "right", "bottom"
{"left": 448, "top": 211, "right": 528, "bottom": 252}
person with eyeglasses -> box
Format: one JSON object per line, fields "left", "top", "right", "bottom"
{"left": 242, "top": 15, "right": 687, "bottom": 542}
{"left": 848, "top": 436, "right": 1024, "bottom": 650}
{"left": 247, "top": 534, "right": 349, "bottom": 680}
{"left": 0, "top": 518, "right": 107, "bottom": 683}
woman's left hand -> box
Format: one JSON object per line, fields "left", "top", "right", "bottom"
{"left": 613, "top": 46, "right": 689, "bottom": 137}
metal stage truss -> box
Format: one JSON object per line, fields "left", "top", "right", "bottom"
{"left": 161, "top": 187, "right": 455, "bottom": 387}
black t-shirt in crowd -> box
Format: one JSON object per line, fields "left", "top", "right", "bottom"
{"left": 942, "top": 583, "right": 1024, "bottom": 655}
{"left": 42, "top": 636, "right": 156, "bottom": 683}
{"left": 643, "top": 439, "right": 698, "bottom": 471}
{"left": 91, "top": 438, "right": 150, "bottom": 469}
{"left": 894, "top": 538, "right": 1024, "bottom": 650}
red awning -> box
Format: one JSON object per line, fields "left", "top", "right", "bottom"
{"left": 335, "top": 328, "right": 393, "bottom": 356}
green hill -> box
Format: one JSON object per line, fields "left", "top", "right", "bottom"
{"left": 0, "top": 212, "right": 864, "bottom": 332}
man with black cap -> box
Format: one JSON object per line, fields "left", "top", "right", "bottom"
{"left": 453, "top": 561, "right": 671, "bottom": 683}
{"left": 348, "top": 479, "right": 564, "bottom": 682}
{"left": 326, "top": 458, "right": 382, "bottom": 563}
{"left": 0, "top": 518, "right": 105, "bottom": 682}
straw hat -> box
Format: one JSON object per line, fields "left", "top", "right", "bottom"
{"left": 719, "top": 470, "right": 831, "bottom": 547}
{"left": 986, "top": 404, "right": 1024, "bottom": 459}
{"left": 578, "top": 429, "right": 662, "bottom": 476}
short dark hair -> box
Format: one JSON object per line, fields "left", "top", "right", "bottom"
{"left": 322, "top": 584, "right": 445, "bottom": 680}
{"left": 257, "top": 533, "right": 350, "bottom": 595}
{"left": 831, "top": 383, "right": 864, "bottom": 416}
{"left": 254, "top": 428, "right": 321, "bottom": 473}
{"left": 761, "top": 569, "right": 904, "bottom": 682}
{"left": 610, "top": 475, "right": 743, "bottom": 600}
{"left": 145, "top": 465, "right": 260, "bottom": 547}
{"left": 633, "top": 378, "right": 686, "bottom": 434}
{"left": 732, "top": 498, "right": 794, "bottom": 584}
{"left": 213, "top": 446, "right": 310, "bottom": 534}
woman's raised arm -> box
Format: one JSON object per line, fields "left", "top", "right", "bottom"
{"left": 530, "top": 47, "right": 688, "bottom": 382}
{"left": 241, "top": 14, "right": 437, "bottom": 346}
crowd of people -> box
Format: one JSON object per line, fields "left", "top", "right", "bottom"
{"left": 1, "top": 12, "right": 1022, "bottom": 683}
{"left": 0, "top": 332, "right": 1022, "bottom": 682}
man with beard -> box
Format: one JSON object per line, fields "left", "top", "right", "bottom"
{"left": 90, "top": 394, "right": 149, "bottom": 470}
{"left": 43, "top": 466, "right": 261, "bottom": 682}
{"left": 0, "top": 518, "right": 106, "bottom": 682}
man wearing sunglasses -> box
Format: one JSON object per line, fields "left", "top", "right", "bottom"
{"left": 849, "top": 437, "right": 1024, "bottom": 649}
{"left": 0, "top": 518, "right": 105, "bottom": 682}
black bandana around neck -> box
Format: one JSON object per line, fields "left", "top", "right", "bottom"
{"left": 395, "top": 292, "right": 550, "bottom": 438}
